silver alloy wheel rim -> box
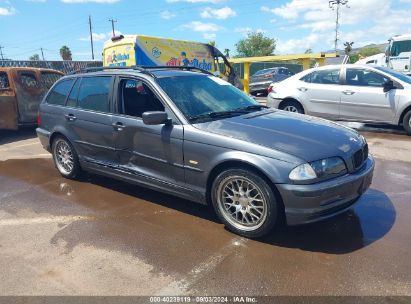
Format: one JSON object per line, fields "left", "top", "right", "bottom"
{"left": 284, "top": 105, "right": 299, "bottom": 113}
{"left": 54, "top": 139, "right": 74, "bottom": 175}
{"left": 217, "top": 176, "right": 268, "bottom": 231}
{"left": 409, "top": 116, "right": 411, "bottom": 128}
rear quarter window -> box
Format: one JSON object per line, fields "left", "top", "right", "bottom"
{"left": 0, "top": 72, "right": 9, "bottom": 89}
{"left": 46, "top": 79, "right": 75, "bottom": 106}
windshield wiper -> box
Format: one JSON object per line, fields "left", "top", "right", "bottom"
{"left": 189, "top": 109, "right": 249, "bottom": 122}
{"left": 235, "top": 104, "right": 269, "bottom": 112}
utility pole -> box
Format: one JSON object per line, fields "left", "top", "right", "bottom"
{"left": 0, "top": 46, "right": 4, "bottom": 60}
{"left": 109, "top": 18, "right": 117, "bottom": 37}
{"left": 89, "top": 15, "right": 95, "bottom": 60}
{"left": 40, "top": 48, "right": 45, "bottom": 61}
{"left": 329, "top": 0, "right": 349, "bottom": 52}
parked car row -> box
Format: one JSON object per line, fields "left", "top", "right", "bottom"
{"left": 266, "top": 65, "right": 411, "bottom": 135}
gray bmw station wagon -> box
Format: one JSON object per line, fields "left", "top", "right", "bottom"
{"left": 37, "top": 66, "right": 374, "bottom": 238}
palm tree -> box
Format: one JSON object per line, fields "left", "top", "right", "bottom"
{"left": 60, "top": 46, "right": 72, "bottom": 61}
{"left": 224, "top": 49, "right": 230, "bottom": 58}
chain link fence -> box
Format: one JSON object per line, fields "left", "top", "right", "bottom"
{"left": 0, "top": 60, "right": 103, "bottom": 75}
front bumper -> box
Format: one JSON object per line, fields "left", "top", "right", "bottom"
{"left": 277, "top": 156, "right": 375, "bottom": 226}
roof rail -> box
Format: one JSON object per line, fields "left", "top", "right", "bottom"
{"left": 69, "top": 65, "right": 213, "bottom": 77}
{"left": 140, "top": 65, "right": 213, "bottom": 76}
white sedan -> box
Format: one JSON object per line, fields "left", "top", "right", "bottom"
{"left": 267, "top": 64, "right": 411, "bottom": 135}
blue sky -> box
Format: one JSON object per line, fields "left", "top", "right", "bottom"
{"left": 1, "top": 0, "right": 411, "bottom": 61}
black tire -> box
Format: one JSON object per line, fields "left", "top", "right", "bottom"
{"left": 211, "top": 168, "right": 278, "bottom": 238}
{"left": 52, "top": 136, "right": 82, "bottom": 179}
{"left": 403, "top": 111, "right": 411, "bottom": 136}
{"left": 279, "top": 100, "right": 304, "bottom": 114}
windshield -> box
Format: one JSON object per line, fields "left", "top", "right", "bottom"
{"left": 375, "top": 67, "right": 411, "bottom": 84}
{"left": 391, "top": 40, "right": 411, "bottom": 56}
{"left": 157, "top": 75, "right": 258, "bottom": 121}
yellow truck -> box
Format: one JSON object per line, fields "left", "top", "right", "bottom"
{"left": 103, "top": 35, "right": 242, "bottom": 88}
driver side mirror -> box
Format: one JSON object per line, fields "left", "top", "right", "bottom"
{"left": 142, "top": 111, "right": 170, "bottom": 125}
{"left": 383, "top": 80, "right": 395, "bottom": 93}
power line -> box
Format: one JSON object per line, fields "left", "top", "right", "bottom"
{"left": 329, "top": 0, "right": 350, "bottom": 52}
{"left": 89, "top": 15, "right": 95, "bottom": 60}
{"left": 109, "top": 18, "right": 117, "bottom": 37}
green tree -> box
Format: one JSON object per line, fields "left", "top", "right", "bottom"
{"left": 208, "top": 41, "right": 216, "bottom": 47}
{"left": 235, "top": 32, "right": 276, "bottom": 57}
{"left": 59, "top": 45, "right": 72, "bottom": 61}
{"left": 359, "top": 47, "right": 381, "bottom": 57}
{"left": 29, "top": 54, "right": 40, "bottom": 61}
{"left": 349, "top": 54, "right": 360, "bottom": 63}
{"left": 224, "top": 48, "right": 230, "bottom": 58}
{"left": 304, "top": 48, "right": 313, "bottom": 54}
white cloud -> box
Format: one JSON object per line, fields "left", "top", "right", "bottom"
{"left": 80, "top": 31, "right": 121, "bottom": 42}
{"left": 167, "top": 0, "right": 226, "bottom": 3}
{"left": 263, "top": 0, "right": 411, "bottom": 52}
{"left": 0, "top": 5, "right": 16, "bottom": 16}
{"left": 234, "top": 27, "right": 265, "bottom": 37}
{"left": 160, "top": 10, "right": 176, "bottom": 19}
{"left": 180, "top": 21, "right": 221, "bottom": 32}
{"left": 203, "top": 33, "right": 216, "bottom": 40}
{"left": 61, "top": 0, "right": 119, "bottom": 3}
{"left": 200, "top": 6, "right": 236, "bottom": 20}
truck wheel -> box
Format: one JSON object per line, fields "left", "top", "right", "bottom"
{"left": 211, "top": 168, "right": 278, "bottom": 238}
{"left": 52, "top": 136, "right": 82, "bottom": 179}
{"left": 403, "top": 111, "right": 411, "bottom": 136}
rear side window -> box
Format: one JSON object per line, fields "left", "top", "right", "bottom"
{"left": 77, "top": 77, "right": 111, "bottom": 112}
{"left": 301, "top": 69, "right": 340, "bottom": 85}
{"left": 0, "top": 72, "right": 9, "bottom": 89}
{"left": 46, "top": 79, "right": 75, "bottom": 106}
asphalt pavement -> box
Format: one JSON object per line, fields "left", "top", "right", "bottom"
{"left": 0, "top": 127, "right": 410, "bottom": 296}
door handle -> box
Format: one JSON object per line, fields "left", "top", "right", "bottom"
{"left": 298, "top": 87, "right": 308, "bottom": 92}
{"left": 343, "top": 90, "right": 355, "bottom": 95}
{"left": 112, "top": 122, "right": 126, "bottom": 131}
{"left": 64, "top": 114, "right": 77, "bottom": 121}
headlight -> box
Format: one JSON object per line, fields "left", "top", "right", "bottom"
{"left": 289, "top": 157, "right": 347, "bottom": 182}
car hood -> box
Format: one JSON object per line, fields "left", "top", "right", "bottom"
{"left": 194, "top": 109, "right": 364, "bottom": 162}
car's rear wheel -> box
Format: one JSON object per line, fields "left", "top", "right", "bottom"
{"left": 403, "top": 110, "right": 411, "bottom": 136}
{"left": 280, "top": 100, "right": 304, "bottom": 114}
{"left": 211, "top": 168, "right": 278, "bottom": 238}
{"left": 52, "top": 136, "right": 81, "bottom": 179}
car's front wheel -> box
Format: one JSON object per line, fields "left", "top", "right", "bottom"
{"left": 52, "top": 136, "right": 82, "bottom": 179}
{"left": 403, "top": 110, "right": 411, "bottom": 136}
{"left": 211, "top": 168, "right": 278, "bottom": 238}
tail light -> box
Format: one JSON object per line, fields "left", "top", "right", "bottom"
{"left": 267, "top": 85, "right": 274, "bottom": 94}
{"left": 37, "top": 112, "right": 41, "bottom": 126}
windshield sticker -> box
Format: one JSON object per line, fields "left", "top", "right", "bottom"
{"left": 208, "top": 76, "right": 230, "bottom": 86}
